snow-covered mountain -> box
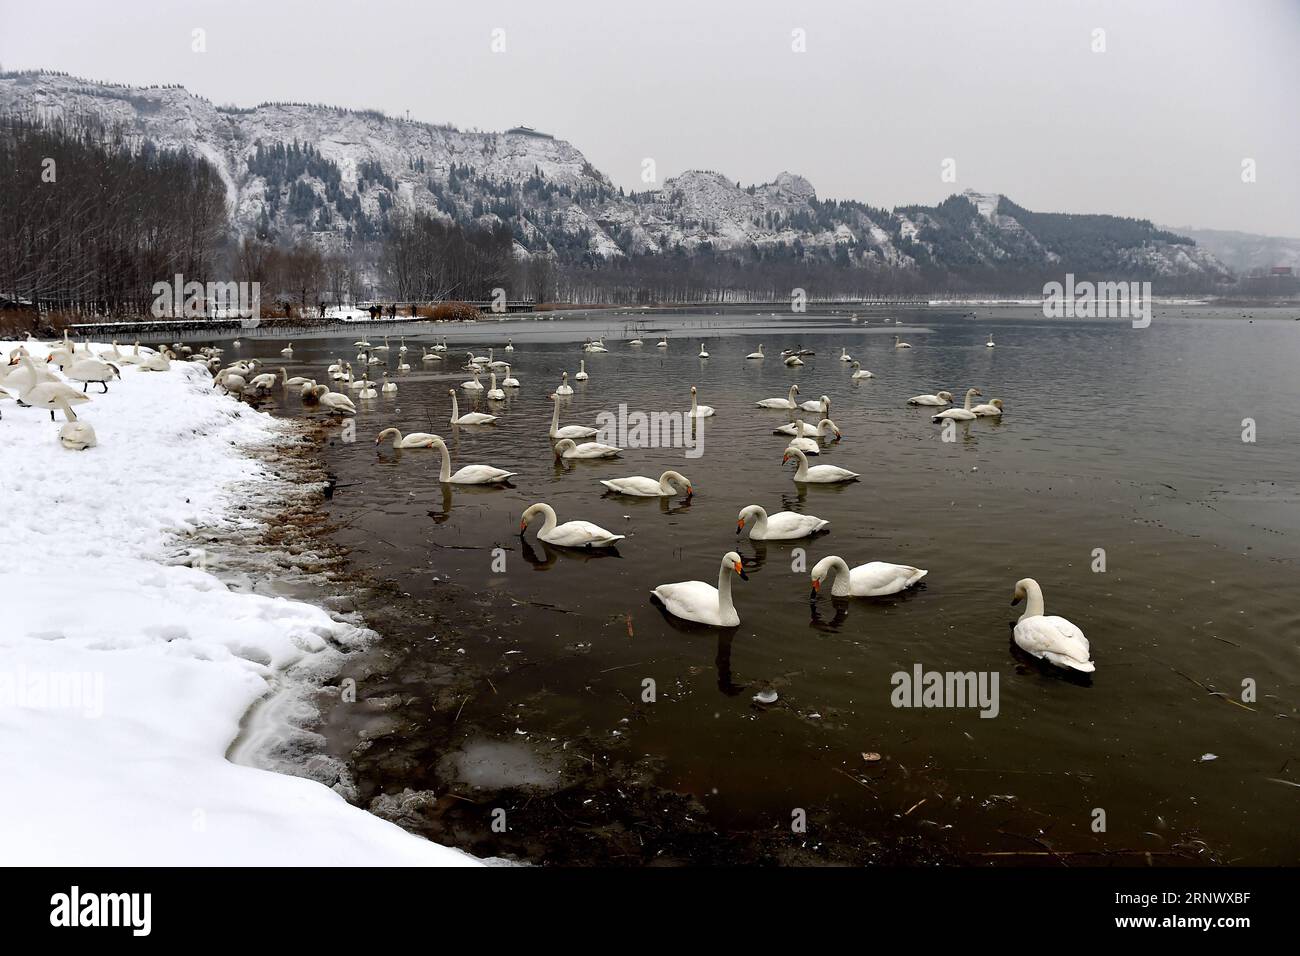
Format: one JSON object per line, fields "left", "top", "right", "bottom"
{"left": 0, "top": 71, "right": 1233, "bottom": 281}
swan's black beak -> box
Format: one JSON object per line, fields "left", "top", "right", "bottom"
{"left": 1010, "top": 595, "right": 1022, "bottom": 606}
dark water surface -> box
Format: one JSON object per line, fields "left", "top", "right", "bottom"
{"left": 242, "top": 306, "right": 1299, "bottom": 865}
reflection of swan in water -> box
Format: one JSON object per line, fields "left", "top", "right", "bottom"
{"left": 424, "top": 483, "right": 454, "bottom": 524}
{"left": 647, "top": 606, "right": 747, "bottom": 696}
{"left": 519, "top": 534, "right": 622, "bottom": 569}
{"left": 808, "top": 601, "right": 850, "bottom": 632}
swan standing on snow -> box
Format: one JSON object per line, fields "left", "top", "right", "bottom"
{"left": 932, "top": 388, "right": 982, "bottom": 422}
{"left": 575, "top": 360, "right": 589, "bottom": 382}
{"left": 600, "top": 471, "right": 693, "bottom": 497}
{"left": 1011, "top": 578, "right": 1095, "bottom": 672}
{"left": 548, "top": 392, "right": 596, "bottom": 438}
{"left": 908, "top": 389, "right": 953, "bottom": 407}
{"left": 376, "top": 428, "right": 438, "bottom": 448}
{"left": 688, "top": 385, "right": 714, "bottom": 418}
{"left": 554, "top": 437, "right": 621, "bottom": 459}
{"left": 64, "top": 356, "right": 120, "bottom": 393}
{"left": 783, "top": 446, "right": 859, "bottom": 483}
{"left": 972, "top": 398, "right": 1004, "bottom": 417}
{"left": 850, "top": 361, "right": 872, "bottom": 379}
{"left": 651, "top": 551, "right": 748, "bottom": 627}
{"left": 746, "top": 344, "right": 765, "bottom": 359}
{"left": 55, "top": 399, "right": 97, "bottom": 450}
{"left": 431, "top": 436, "right": 515, "bottom": 484}
{"left": 556, "top": 371, "right": 574, "bottom": 395}
{"left": 894, "top": 336, "right": 912, "bottom": 349}
{"left": 757, "top": 384, "right": 800, "bottom": 409}
{"left": 810, "top": 556, "right": 928, "bottom": 598}
{"left": 448, "top": 389, "right": 497, "bottom": 425}
{"left": 736, "top": 505, "right": 828, "bottom": 540}
{"left": 521, "top": 502, "right": 624, "bottom": 548}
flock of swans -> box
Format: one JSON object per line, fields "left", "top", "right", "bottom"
{"left": 2, "top": 325, "right": 1092, "bottom": 674}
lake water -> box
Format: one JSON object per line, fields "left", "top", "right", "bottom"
{"left": 237, "top": 305, "right": 1300, "bottom": 865}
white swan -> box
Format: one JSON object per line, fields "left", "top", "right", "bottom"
{"left": 783, "top": 354, "right": 804, "bottom": 367}
{"left": 783, "top": 446, "right": 859, "bottom": 483}
{"left": 798, "top": 394, "right": 830, "bottom": 415}
{"left": 746, "top": 344, "right": 765, "bottom": 359}
{"left": 488, "top": 348, "right": 509, "bottom": 370}
{"left": 656, "top": 337, "right": 668, "bottom": 349}
{"left": 399, "top": 337, "right": 408, "bottom": 354}
{"left": 1012, "top": 578, "right": 1095, "bottom": 672}
{"left": 280, "top": 368, "right": 313, "bottom": 387}
{"left": 972, "top": 398, "right": 1004, "bottom": 417}
{"left": 737, "top": 505, "right": 828, "bottom": 540}
{"left": 775, "top": 417, "right": 840, "bottom": 439}
{"left": 486, "top": 372, "right": 505, "bottom": 401}
{"left": 894, "top": 336, "right": 912, "bottom": 349}
{"left": 810, "top": 556, "right": 928, "bottom": 598}
{"left": 280, "top": 343, "right": 294, "bottom": 357}
{"left": 521, "top": 502, "right": 624, "bottom": 548}
{"left": 549, "top": 392, "right": 596, "bottom": 438}
{"left": 422, "top": 347, "right": 440, "bottom": 363}
{"left": 501, "top": 364, "right": 520, "bottom": 388}
{"left": 448, "top": 389, "right": 497, "bottom": 425}
{"left": 554, "top": 437, "right": 621, "bottom": 459}
{"left": 504, "top": 339, "right": 515, "bottom": 352}
{"left": 432, "top": 339, "right": 447, "bottom": 352}
{"left": 839, "top": 347, "right": 853, "bottom": 362}
{"left": 850, "top": 361, "right": 872, "bottom": 379}
{"left": 651, "top": 552, "right": 748, "bottom": 627}
{"left": 381, "top": 373, "right": 398, "bottom": 394}
{"left": 376, "top": 427, "right": 438, "bottom": 448}
{"left": 556, "top": 371, "right": 574, "bottom": 396}
{"left": 629, "top": 337, "right": 644, "bottom": 346}
{"left": 575, "top": 359, "right": 589, "bottom": 382}
{"left": 698, "top": 342, "right": 709, "bottom": 358}
{"left": 932, "top": 388, "right": 982, "bottom": 422}
{"left": 600, "top": 471, "right": 693, "bottom": 497}
{"left": 312, "top": 385, "right": 356, "bottom": 416}
{"left": 54, "top": 399, "right": 96, "bottom": 449}
{"left": 65, "top": 356, "right": 121, "bottom": 393}
{"left": 461, "top": 368, "right": 484, "bottom": 390}
{"left": 432, "top": 436, "right": 515, "bottom": 484}
{"left": 756, "top": 384, "right": 799, "bottom": 409}
{"left": 986, "top": 335, "right": 995, "bottom": 348}
{"left": 688, "top": 385, "right": 714, "bottom": 418}
{"left": 908, "top": 390, "right": 953, "bottom": 407}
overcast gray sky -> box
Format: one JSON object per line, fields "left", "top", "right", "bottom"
{"left": 2, "top": 0, "right": 1297, "bottom": 235}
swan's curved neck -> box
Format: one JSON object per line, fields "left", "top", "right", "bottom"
{"left": 716, "top": 561, "right": 736, "bottom": 618}
{"left": 449, "top": 393, "right": 459, "bottom": 421}
{"left": 550, "top": 398, "right": 560, "bottom": 433}
{"left": 1021, "top": 582, "right": 1045, "bottom": 618}
{"left": 964, "top": 390, "right": 977, "bottom": 410}
{"left": 788, "top": 385, "right": 798, "bottom": 403}
{"left": 750, "top": 508, "right": 768, "bottom": 536}
{"left": 791, "top": 449, "right": 809, "bottom": 479}
{"left": 437, "top": 442, "right": 451, "bottom": 481}
{"left": 828, "top": 557, "right": 852, "bottom": 596}
{"left": 691, "top": 391, "right": 698, "bottom": 414}
{"left": 538, "top": 504, "right": 558, "bottom": 534}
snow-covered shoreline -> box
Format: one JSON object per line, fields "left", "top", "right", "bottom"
{"left": 0, "top": 340, "right": 481, "bottom": 866}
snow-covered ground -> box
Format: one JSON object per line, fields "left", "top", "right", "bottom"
{"left": 0, "top": 340, "right": 481, "bottom": 866}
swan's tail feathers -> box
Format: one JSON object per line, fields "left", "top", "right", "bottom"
{"left": 907, "top": 568, "right": 928, "bottom": 586}
{"left": 1045, "top": 651, "right": 1095, "bottom": 672}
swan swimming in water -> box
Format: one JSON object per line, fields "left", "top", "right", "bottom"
{"left": 783, "top": 446, "right": 859, "bottom": 483}
{"left": 736, "top": 504, "right": 829, "bottom": 540}
{"left": 554, "top": 437, "right": 621, "bottom": 459}
{"left": 486, "top": 372, "right": 505, "bottom": 401}
{"left": 376, "top": 427, "right": 438, "bottom": 448}
{"left": 972, "top": 398, "right": 1004, "bottom": 417}
{"left": 521, "top": 502, "right": 624, "bottom": 548}
{"left": 556, "top": 371, "right": 574, "bottom": 395}
{"left": 431, "top": 436, "right": 515, "bottom": 484}
{"left": 756, "top": 384, "right": 800, "bottom": 409}
{"left": 932, "top": 388, "right": 982, "bottom": 422}
{"left": 448, "top": 389, "right": 497, "bottom": 425}
{"left": 575, "top": 359, "right": 589, "bottom": 382}
{"left": 810, "top": 556, "right": 928, "bottom": 598}
{"left": 850, "top": 361, "right": 872, "bottom": 379}
{"left": 698, "top": 343, "right": 709, "bottom": 358}
{"left": 651, "top": 551, "right": 748, "bottom": 627}
{"left": 908, "top": 390, "right": 953, "bottom": 407}
{"left": 549, "top": 391, "right": 596, "bottom": 438}
{"left": 688, "top": 385, "right": 714, "bottom": 418}
{"left": 798, "top": 393, "right": 830, "bottom": 415}
{"left": 600, "top": 471, "right": 693, "bottom": 497}
{"left": 1011, "top": 578, "right": 1095, "bottom": 672}
{"left": 746, "top": 344, "right": 765, "bottom": 359}
{"left": 894, "top": 336, "right": 912, "bottom": 349}
{"left": 501, "top": 364, "right": 520, "bottom": 387}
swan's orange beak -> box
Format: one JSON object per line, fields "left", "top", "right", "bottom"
{"left": 736, "top": 519, "right": 744, "bottom": 533}
{"left": 811, "top": 578, "right": 821, "bottom": 592}
{"left": 733, "top": 560, "right": 748, "bottom": 580}
{"left": 519, "top": 520, "right": 528, "bottom": 532}
{"left": 685, "top": 486, "right": 693, "bottom": 497}
{"left": 782, "top": 453, "right": 791, "bottom": 464}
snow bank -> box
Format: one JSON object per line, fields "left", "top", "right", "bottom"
{"left": 0, "top": 341, "right": 480, "bottom": 866}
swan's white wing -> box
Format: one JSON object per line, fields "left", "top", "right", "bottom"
{"left": 450, "top": 466, "right": 514, "bottom": 484}
{"left": 545, "top": 520, "right": 624, "bottom": 547}
{"left": 601, "top": 477, "right": 660, "bottom": 495}
{"left": 766, "top": 513, "right": 828, "bottom": 538}
{"left": 652, "top": 581, "right": 721, "bottom": 624}
{"left": 1014, "top": 616, "right": 1093, "bottom": 670}
{"left": 850, "top": 562, "right": 926, "bottom": 596}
